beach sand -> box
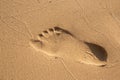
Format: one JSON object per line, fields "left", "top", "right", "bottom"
{"left": 0, "top": 0, "right": 120, "bottom": 80}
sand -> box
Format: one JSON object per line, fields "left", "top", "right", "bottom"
{"left": 0, "top": 0, "right": 120, "bottom": 80}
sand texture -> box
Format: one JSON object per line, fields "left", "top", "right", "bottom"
{"left": 0, "top": 0, "right": 120, "bottom": 80}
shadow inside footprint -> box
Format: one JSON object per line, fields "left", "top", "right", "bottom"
{"left": 54, "top": 26, "right": 74, "bottom": 36}
{"left": 85, "top": 42, "right": 107, "bottom": 61}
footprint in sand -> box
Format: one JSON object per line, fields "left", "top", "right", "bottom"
{"left": 29, "top": 26, "right": 107, "bottom": 67}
